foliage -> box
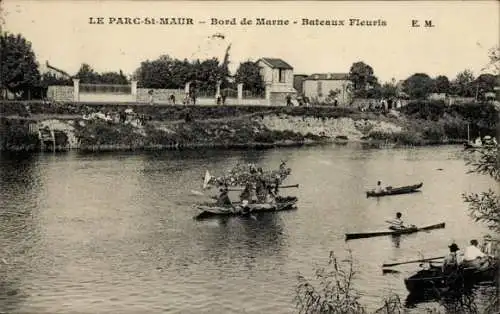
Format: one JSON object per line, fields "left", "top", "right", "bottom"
{"left": 348, "top": 61, "right": 379, "bottom": 98}
{"left": 433, "top": 75, "right": 451, "bottom": 94}
{"left": 451, "top": 69, "right": 475, "bottom": 97}
{"left": 484, "top": 46, "right": 500, "bottom": 74}
{"left": 0, "top": 32, "right": 41, "bottom": 98}
{"left": 208, "top": 161, "right": 291, "bottom": 187}
{"left": 379, "top": 80, "right": 398, "bottom": 99}
{"left": 40, "top": 72, "right": 73, "bottom": 87}
{"left": 134, "top": 54, "right": 228, "bottom": 91}
{"left": 75, "top": 63, "right": 129, "bottom": 84}
{"left": 234, "top": 60, "right": 265, "bottom": 95}
{"left": 474, "top": 74, "right": 498, "bottom": 99}
{"left": 295, "top": 251, "right": 366, "bottom": 314}
{"left": 403, "top": 73, "right": 434, "bottom": 99}
{"left": 463, "top": 145, "right": 500, "bottom": 234}
{"left": 0, "top": 118, "right": 40, "bottom": 151}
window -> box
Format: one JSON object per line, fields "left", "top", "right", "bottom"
{"left": 317, "top": 81, "right": 323, "bottom": 97}
{"left": 278, "top": 69, "right": 286, "bottom": 83}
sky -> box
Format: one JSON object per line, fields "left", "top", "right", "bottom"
{"left": 2, "top": 0, "right": 499, "bottom": 82}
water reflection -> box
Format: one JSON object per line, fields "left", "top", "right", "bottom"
{"left": 0, "top": 153, "right": 42, "bottom": 313}
{"left": 195, "top": 212, "right": 288, "bottom": 262}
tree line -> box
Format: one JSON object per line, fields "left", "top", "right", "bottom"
{"left": 1, "top": 31, "right": 498, "bottom": 101}
{"left": 348, "top": 57, "right": 499, "bottom": 101}
{"left": 0, "top": 32, "right": 265, "bottom": 100}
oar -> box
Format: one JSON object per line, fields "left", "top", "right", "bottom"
{"left": 190, "top": 190, "right": 207, "bottom": 196}
{"left": 227, "top": 184, "right": 299, "bottom": 191}
{"left": 382, "top": 256, "right": 445, "bottom": 268}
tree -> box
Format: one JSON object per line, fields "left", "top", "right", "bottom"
{"left": 402, "top": 73, "right": 434, "bottom": 99}
{"left": 463, "top": 145, "right": 500, "bottom": 234}
{"left": 134, "top": 55, "right": 226, "bottom": 91}
{"left": 0, "top": 33, "right": 41, "bottom": 99}
{"left": 348, "top": 61, "right": 379, "bottom": 97}
{"left": 462, "top": 144, "right": 499, "bottom": 313}
{"left": 75, "top": 63, "right": 101, "bottom": 84}
{"left": 379, "top": 79, "right": 397, "bottom": 99}
{"left": 99, "top": 70, "right": 129, "bottom": 85}
{"left": 234, "top": 61, "right": 265, "bottom": 96}
{"left": 474, "top": 74, "right": 498, "bottom": 99}
{"left": 40, "top": 72, "right": 72, "bottom": 87}
{"left": 433, "top": 75, "right": 450, "bottom": 94}
{"left": 483, "top": 46, "right": 500, "bottom": 74}
{"left": 452, "top": 69, "right": 475, "bottom": 97}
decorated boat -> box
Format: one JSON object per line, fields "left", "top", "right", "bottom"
{"left": 194, "top": 196, "right": 298, "bottom": 220}
{"left": 366, "top": 182, "right": 423, "bottom": 197}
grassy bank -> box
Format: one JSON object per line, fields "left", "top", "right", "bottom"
{"left": 0, "top": 100, "right": 497, "bottom": 152}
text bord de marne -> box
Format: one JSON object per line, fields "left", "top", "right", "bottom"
{"left": 210, "top": 18, "right": 290, "bottom": 26}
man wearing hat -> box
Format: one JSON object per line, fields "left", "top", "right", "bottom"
{"left": 442, "top": 243, "right": 464, "bottom": 273}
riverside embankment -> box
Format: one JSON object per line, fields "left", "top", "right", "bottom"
{"left": 0, "top": 101, "right": 497, "bottom": 152}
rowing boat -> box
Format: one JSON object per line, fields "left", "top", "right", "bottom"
{"left": 404, "top": 259, "right": 498, "bottom": 295}
{"left": 194, "top": 196, "right": 298, "bottom": 220}
{"left": 366, "top": 182, "right": 423, "bottom": 197}
{"left": 345, "top": 222, "right": 445, "bottom": 241}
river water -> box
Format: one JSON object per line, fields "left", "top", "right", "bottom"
{"left": 0, "top": 144, "right": 494, "bottom": 313}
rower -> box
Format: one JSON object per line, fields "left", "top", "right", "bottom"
{"left": 442, "top": 243, "right": 464, "bottom": 273}
{"left": 386, "top": 212, "right": 406, "bottom": 230}
{"left": 374, "top": 181, "right": 385, "bottom": 193}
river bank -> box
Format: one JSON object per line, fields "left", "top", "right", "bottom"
{"left": 0, "top": 101, "right": 497, "bottom": 152}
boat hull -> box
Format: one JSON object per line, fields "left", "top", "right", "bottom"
{"left": 345, "top": 222, "right": 445, "bottom": 241}
{"left": 194, "top": 196, "right": 298, "bottom": 220}
{"left": 366, "top": 183, "right": 423, "bottom": 197}
{"left": 404, "top": 261, "right": 499, "bottom": 296}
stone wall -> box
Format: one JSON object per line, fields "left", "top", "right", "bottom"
{"left": 259, "top": 114, "right": 402, "bottom": 140}
{"left": 47, "top": 86, "right": 74, "bottom": 102}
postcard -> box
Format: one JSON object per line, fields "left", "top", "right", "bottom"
{"left": 1, "top": 1, "right": 499, "bottom": 313}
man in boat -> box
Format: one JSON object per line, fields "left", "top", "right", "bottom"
{"left": 265, "top": 185, "right": 277, "bottom": 206}
{"left": 213, "top": 185, "right": 232, "bottom": 207}
{"left": 240, "top": 182, "right": 255, "bottom": 204}
{"left": 374, "top": 181, "right": 385, "bottom": 194}
{"left": 386, "top": 212, "right": 407, "bottom": 230}
{"left": 462, "top": 239, "right": 492, "bottom": 270}
{"left": 442, "top": 243, "right": 464, "bottom": 273}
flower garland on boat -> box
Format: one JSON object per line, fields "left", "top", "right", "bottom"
{"left": 206, "top": 161, "right": 291, "bottom": 188}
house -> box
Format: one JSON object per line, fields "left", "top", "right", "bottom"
{"left": 257, "top": 58, "right": 296, "bottom": 105}
{"left": 302, "top": 73, "right": 352, "bottom": 105}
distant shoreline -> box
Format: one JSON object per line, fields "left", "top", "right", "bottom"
{"left": 1, "top": 101, "right": 494, "bottom": 153}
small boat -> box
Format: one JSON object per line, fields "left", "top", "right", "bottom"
{"left": 194, "top": 196, "right": 298, "bottom": 220}
{"left": 366, "top": 182, "right": 423, "bottom": 197}
{"left": 404, "top": 261, "right": 498, "bottom": 295}
{"left": 345, "top": 222, "right": 445, "bottom": 241}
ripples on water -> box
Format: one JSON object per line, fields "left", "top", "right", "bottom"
{"left": 0, "top": 145, "right": 494, "bottom": 313}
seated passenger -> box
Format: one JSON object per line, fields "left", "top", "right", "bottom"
{"left": 442, "top": 243, "right": 464, "bottom": 273}
{"left": 463, "top": 239, "right": 491, "bottom": 270}
{"left": 213, "top": 185, "right": 232, "bottom": 207}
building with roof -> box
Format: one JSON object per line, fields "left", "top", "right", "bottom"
{"left": 257, "top": 58, "right": 296, "bottom": 105}
{"left": 302, "top": 73, "right": 352, "bottom": 105}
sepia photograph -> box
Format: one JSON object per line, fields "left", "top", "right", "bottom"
{"left": 0, "top": 0, "right": 499, "bottom": 313}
